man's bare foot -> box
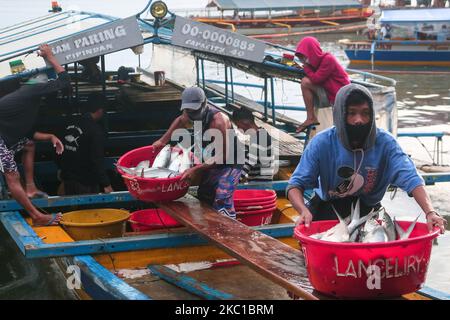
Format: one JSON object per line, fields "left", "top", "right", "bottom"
{"left": 32, "top": 213, "right": 61, "bottom": 227}
{"left": 296, "top": 120, "right": 320, "bottom": 133}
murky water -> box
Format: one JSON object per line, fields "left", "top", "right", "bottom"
{"left": 1, "top": 1, "right": 449, "bottom": 299}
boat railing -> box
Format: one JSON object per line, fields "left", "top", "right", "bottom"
{"left": 346, "top": 67, "right": 397, "bottom": 87}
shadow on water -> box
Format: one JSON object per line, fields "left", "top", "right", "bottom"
{"left": 0, "top": 223, "right": 76, "bottom": 300}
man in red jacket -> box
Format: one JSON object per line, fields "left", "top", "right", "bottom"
{"left": 295, "top": 37, "right": 351, "bottom": 133}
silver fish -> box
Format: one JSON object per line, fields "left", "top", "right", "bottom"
{"left": 141, "top": 168, "right": 179, "bottom": 179}
{"left": 152, "top": 145, "right": 171, "bottom": 169}
{"left": 310, "top": 232, "right": 325, "bottom": 240}
{"left": 116, "top": 164, "right": 137, "bottom": 176}
{"left": 136, "top": 160, "right": 150, "bottom": 172}
{"left": 318, "top": 206, "right": 350, "bottom": 242}
{"left": 382, "top": 209, "right": 396, "bottom": 241}
{"left": 168, "top": 149, "right": 182, "bottom": 172}
{"left": 349, "top": 225, "right": 364, "bottom": 242}
{"left": 394, "top": 214, "right": 420, "bottom": 240}
{"left": 179, "top": 144, "right": 194, "bottom": 173}
{"left": 347, "top": 199, "right": 375, "bottom": 235}
{"left": 361, "top": 219, "right": 388, "bottom": 243}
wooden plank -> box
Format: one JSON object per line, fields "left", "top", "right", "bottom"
{"left": 158, "top": 195, "right": 318, "bottom": 300}
{"left": 148, "top": 265, "right": 234, "bottom": 300}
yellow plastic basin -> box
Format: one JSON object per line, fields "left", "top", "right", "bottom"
{"left": 60, "top": 209, "right": 130, "bottom": 241}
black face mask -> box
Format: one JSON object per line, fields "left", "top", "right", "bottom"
{"left": 346, "top": 123, "right": 371, "bottom": 148}
{"left": 187, "top": 105, "right": 208, "bottom": 122}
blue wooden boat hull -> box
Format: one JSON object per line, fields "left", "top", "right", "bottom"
{"left": 345, "top": 49, "right": 450, "bottom": 66}
{"left": 342, "top": 41, "right": 450, "bottom": 66}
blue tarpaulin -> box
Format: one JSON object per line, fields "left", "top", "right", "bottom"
{"left": 207, "top": 0, "right": 362, "bottom": 11}
{"left": 380, "top": 8, "right": 450, "bottom": 23}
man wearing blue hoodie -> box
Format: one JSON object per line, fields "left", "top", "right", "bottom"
{"left": 287, "top": 83, "right": 446, "bottom": 234}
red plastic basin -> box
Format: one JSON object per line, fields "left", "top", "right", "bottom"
{"left": 233, "top": 189, "right": 277, "bottom": 205}
{"left": 117, "top": 146, "right": 190, "bottom": 202}
{"left": 129, "top": 209, "right": 182, "bottom": 232}
{"left": 236, "top": 206, "right": 277, "bottom": 227}
{"left": 294, "top": 220, "right": 440, "bottom": 298}
{"left": 235, "top": 201, "right": 277, "bottom": 212}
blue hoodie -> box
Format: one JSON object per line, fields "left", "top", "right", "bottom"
{"left": 287, "top": 84, "right": 424, "bottom": 207}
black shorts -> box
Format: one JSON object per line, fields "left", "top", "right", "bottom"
{"left": 63, "top": 180, "right": 100, "bottom": 195}
{"left": 0, "top": 136, "right": 29, "bottom": 173}
{"left": 306, "top": 193, "right": 381, "bottom": 221}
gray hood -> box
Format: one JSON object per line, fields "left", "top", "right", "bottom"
{"left": 333, "top": 83, "right": 377, "bottom": 151}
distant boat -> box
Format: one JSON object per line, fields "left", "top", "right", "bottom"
{"left": 173, "top": 0, "right": 373, "bottom": 36}
{"left": 340, "top": 8, "right": 450, "bottom": 67}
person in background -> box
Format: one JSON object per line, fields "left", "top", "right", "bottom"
{"left": 0, "top": 44, "right": 70, "bottom": 226}
{"left": 79, "top": 57, "right": 101, "bottom": 84}
{"left": 379, "top": 24, "right": 388, "bottom": 39}
{"left": 232, "top": 108, "right": 275, "bottom": 183}
{"left": 437, "top": 25, "right": 448, "bottom": 41}
{"left": 294, "top": 37, "right": 351, "bottom": 133}
{"left": 367, "top": 17, "right": 376, "bottom": 40}
{"left": 286, "top": 84, "right": 446, "bottom": 234}
{"left": 152, "top": 87, "right": 242, "bottom": 219}
{"left": 57, "top": 93, "right": 113, "bottom": 195}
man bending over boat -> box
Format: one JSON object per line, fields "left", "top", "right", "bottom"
{"left": 295, "top": 37, "right": 350, "bottom": 133}
{"left": 286, "top": 83, "right": 446, "bottom": 234}
{"left": 152, "top": 87, "right": 242, "bottom": 219}
{"left": 0, "top": 44, "right": 70, "bottom": 226}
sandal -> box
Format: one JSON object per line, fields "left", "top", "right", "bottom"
{"left": 33, "top": 213, "right": 60, "bottom": 227}
{"left": 28, "top": 191, "right": 49, "bottom": 199}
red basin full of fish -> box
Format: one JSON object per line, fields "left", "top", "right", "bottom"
{"left": 117, "top": 146, "right": 190, "bottom": 202}
{"left": 294, "top": 220, "right": 440, "bottom": 298}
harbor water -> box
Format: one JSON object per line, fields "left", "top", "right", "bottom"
{"left": 0, "top": 0, "right": 449, "bottom": 299}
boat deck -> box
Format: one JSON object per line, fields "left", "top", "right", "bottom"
{"left": 124, "top": 264, "right": 292, "bottom": 300}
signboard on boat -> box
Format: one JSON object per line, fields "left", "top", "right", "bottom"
{"left": 50, "top": 16, "right": 144, "bottom": 65}
{"left": 172, "top": 16, "right": 267, "bottom": 63}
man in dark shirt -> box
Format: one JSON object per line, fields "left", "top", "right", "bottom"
{"left": 0, "top": 44, "right": 70, "bottom": 226}
{"left": 58, "top": 93, "right": 113, "bottom": 195}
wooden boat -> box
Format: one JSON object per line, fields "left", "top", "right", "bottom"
{"left": 172, "top": 0, "right": 373, "bottom": 36}
{"left": 1, "top": 186, "right": 449, "bottom": 300}
{"left": 340, "top": 8, "right": 450, "bottom": 67}
{"left": 0, "top": 1, "right": 448, "bottom": 300}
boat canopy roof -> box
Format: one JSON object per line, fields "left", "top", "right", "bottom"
{"left": 0, "top": 10, "right": 163, "bottom": 66}
{"left": 206, "top": 0, "right": 361, "bottom": 12}
{"left": 0, "top": 11, "right": 119, "bottom": 63}
{"left": 380, "top": 8, "right": 450, "bottom": 24}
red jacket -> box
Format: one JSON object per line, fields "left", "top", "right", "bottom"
{"left": 296, "top": 37, "right": 350, "bottom": 104}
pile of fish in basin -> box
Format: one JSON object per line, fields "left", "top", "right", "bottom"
{"left": 294, "top": 200, "right": 440, "bottom": 298}
{"left": 116, "top": 144, "right": 193, "bottom": 202}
